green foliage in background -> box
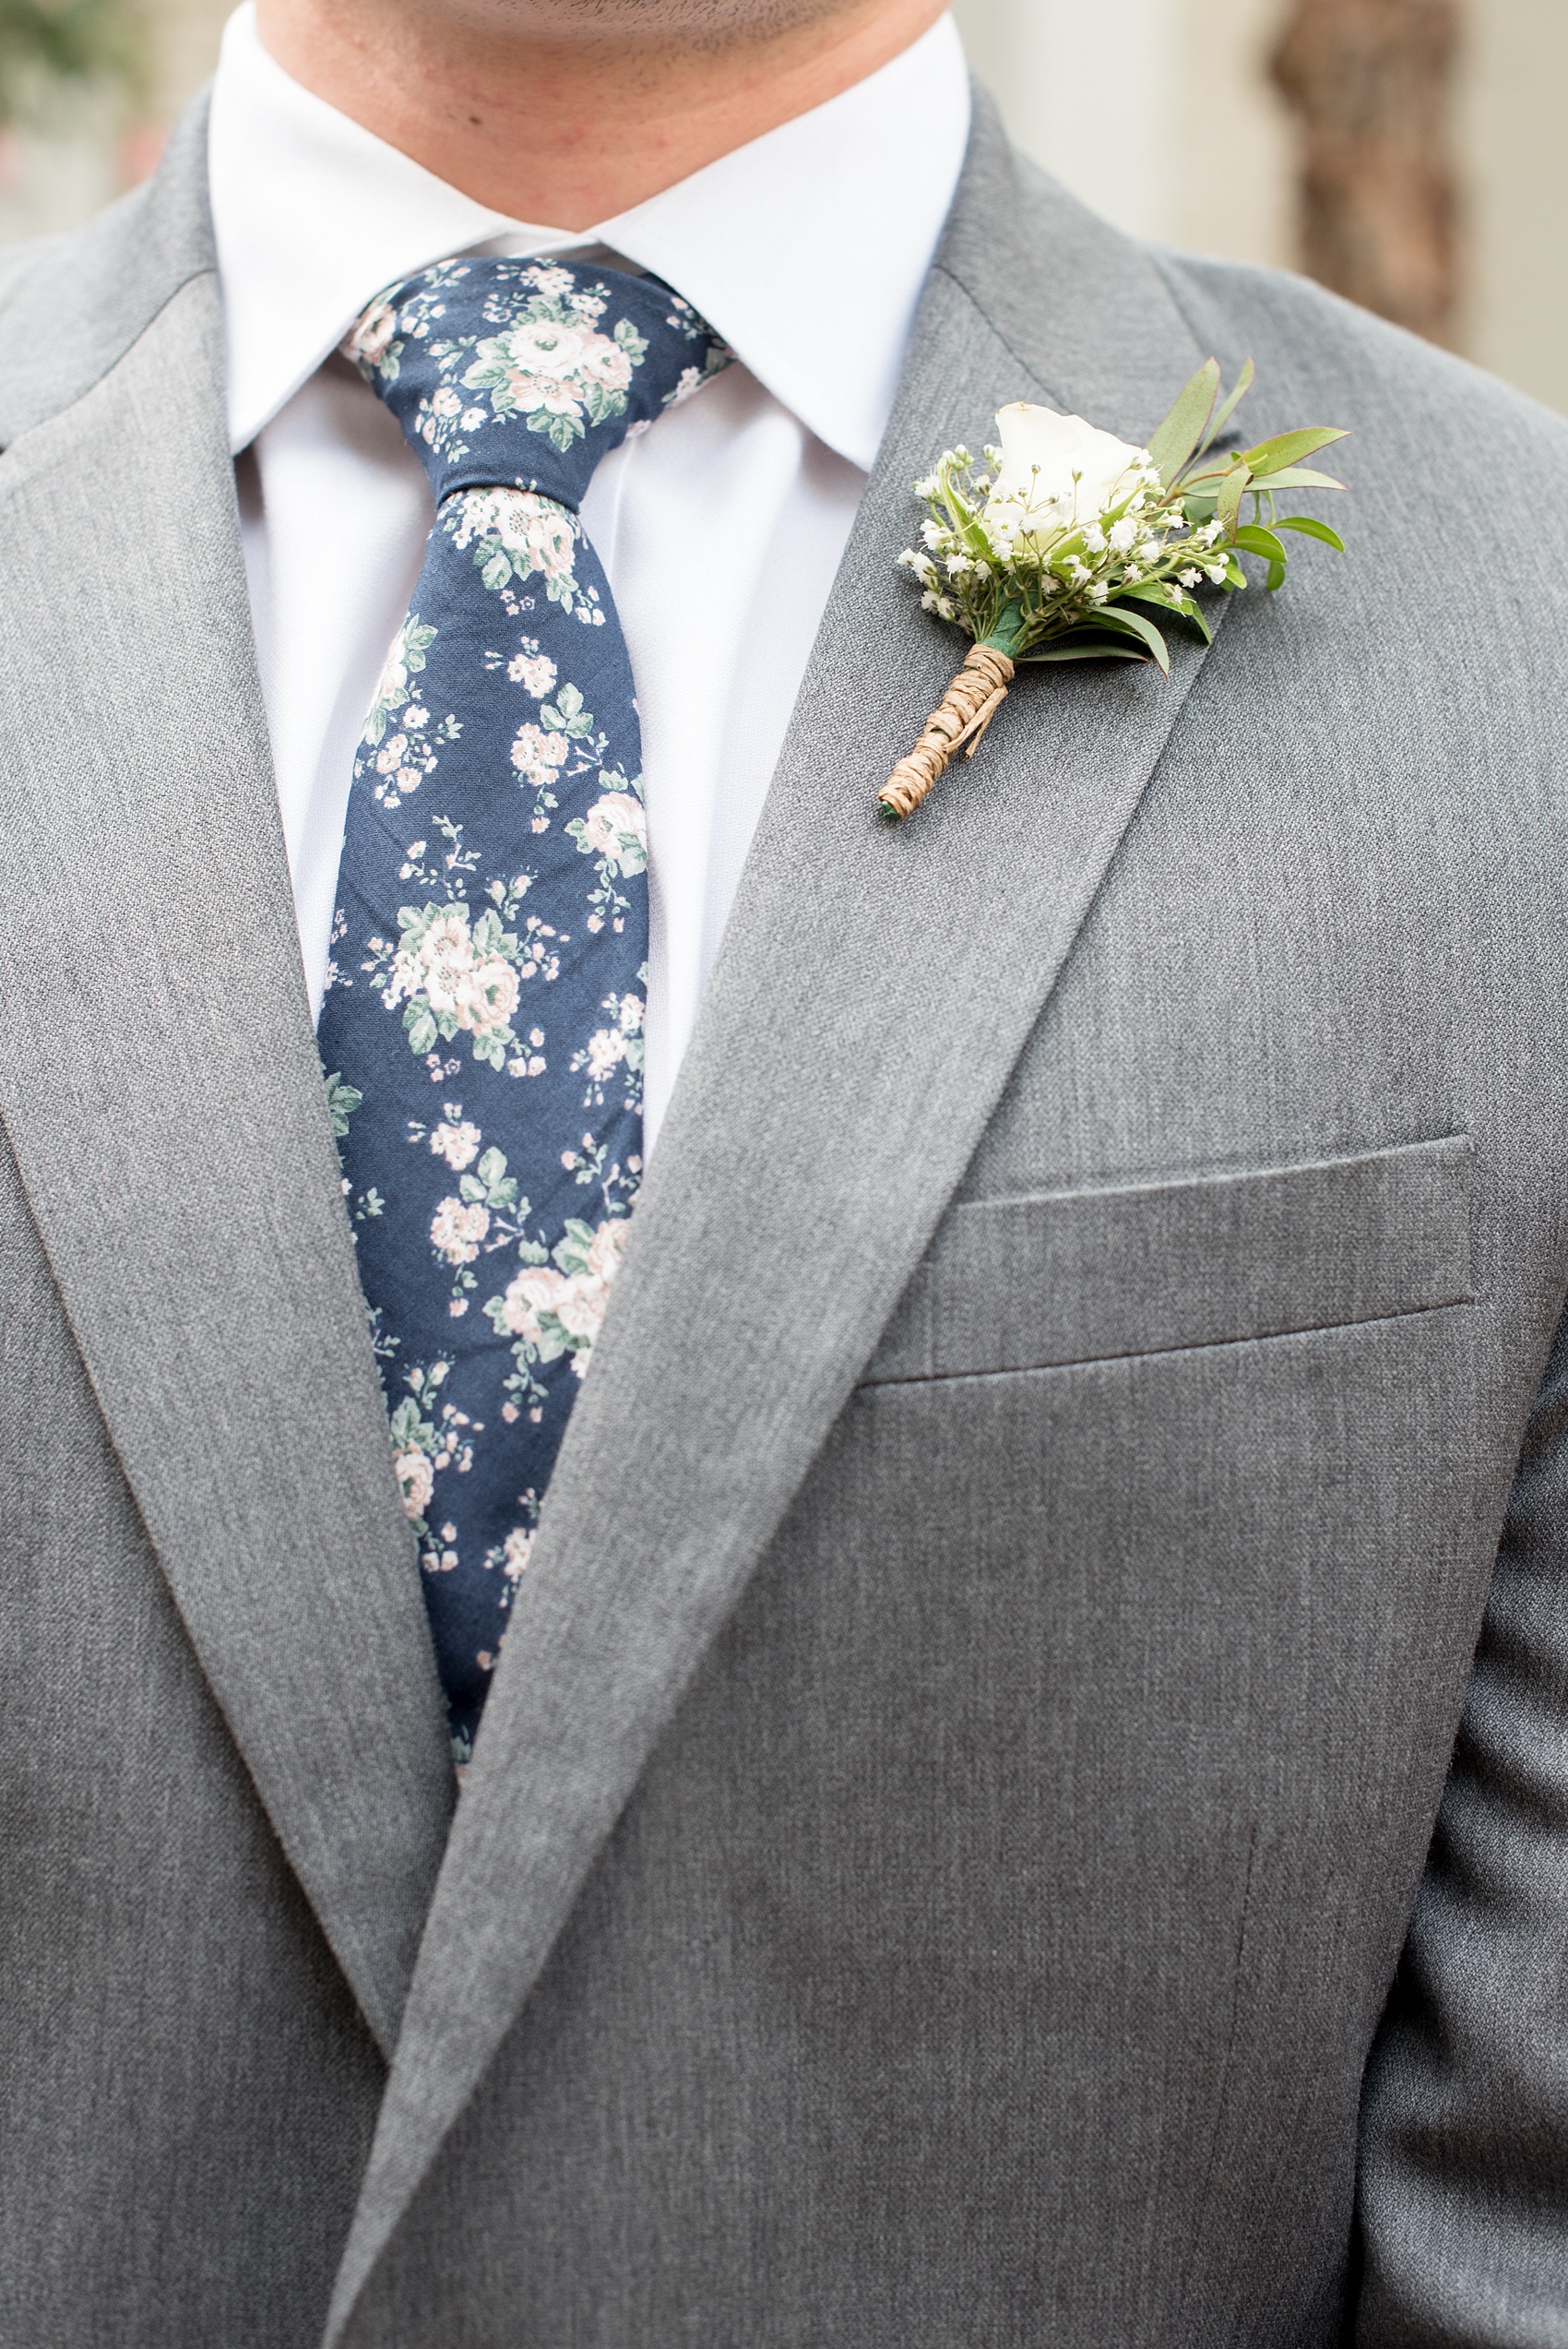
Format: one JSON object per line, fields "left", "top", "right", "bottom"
{"left": 0, "top": 0, "right": 145, "bottom": 128}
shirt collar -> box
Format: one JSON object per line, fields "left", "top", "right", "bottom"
{"left": 208, "top": 2, "right": 970, "bottom": 471}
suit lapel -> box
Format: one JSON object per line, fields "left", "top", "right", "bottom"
{"left": 327, "top": 96, "right": 1229, "bottom": 2331}
{"left": 0, "top": 165, "right": 454, "bottom": 2057}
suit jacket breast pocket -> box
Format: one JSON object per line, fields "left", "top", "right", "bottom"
{"left": 861, "top": 1135, "right": 1475, "bottom": 1384}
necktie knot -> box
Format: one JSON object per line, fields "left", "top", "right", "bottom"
{"left": 344, "top": 256, "right": 732, "bottom": 510}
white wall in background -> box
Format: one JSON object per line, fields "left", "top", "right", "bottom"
{"left": 1461, "top": 0, "right": 1568, "bottom": 414}
{"left": 951, "top": 0, "right": 1292, "bottom": 268}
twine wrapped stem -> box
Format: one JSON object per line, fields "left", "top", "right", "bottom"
{"left": 878, "top": 642, "right": 1016, "bottom": 823}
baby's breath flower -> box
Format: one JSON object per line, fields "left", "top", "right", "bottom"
{"left": 885, "top": 370, "right": 1346, "bottom": 824}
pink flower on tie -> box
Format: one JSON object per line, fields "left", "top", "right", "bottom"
{"left": 393, "top": 1448, "right": 434, "bottom": 1520}
{"left": 490, "top": 316, "right": 633, "bottom": 419}
{"left": 573, "top": 790, "right": 647, "bottom": 876}
{"left": 429, "top": 1118, "right": 481, "bottom": 1171}
{"left": 344, "top": 298, "right": 398, "bottom": 368}
{"left": 446, "top": 490, "right": 579, "bottom": 588}
{"left": 430, "top": 1197, "right": 490, "bottom": 1267}
{"left": 510, "top": 722, "right": 571, "bottom": 792}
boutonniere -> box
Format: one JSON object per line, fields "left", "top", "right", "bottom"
{"left": 880, "top": 359, "right": 1348, "bottom": 822}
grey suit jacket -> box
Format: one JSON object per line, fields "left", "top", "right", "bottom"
{"left": 5, "top": 86, "right": 1568, "bottom": 2349}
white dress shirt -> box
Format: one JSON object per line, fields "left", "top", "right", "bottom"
{"left": 208, "top": 6, "right": 970, "bottom": 1146}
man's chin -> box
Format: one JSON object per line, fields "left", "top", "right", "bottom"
{"left": 443, "top": 0, "right": 864, "bottom": 42}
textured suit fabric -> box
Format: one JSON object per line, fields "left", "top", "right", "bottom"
{"left": 0, "top": 1144, "right": 388, "bottom": 2347}
{"left": 3, "top": 83, "right": 1568, "bottom": 2349}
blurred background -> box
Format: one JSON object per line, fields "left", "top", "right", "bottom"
{"left": 1, "top": 0, "right": 1563, "bottom": 412}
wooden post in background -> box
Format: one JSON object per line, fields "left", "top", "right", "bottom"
{"left": 1271, "top": 0, "right": 1462, "bottom": 345}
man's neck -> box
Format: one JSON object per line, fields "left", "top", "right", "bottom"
{"left": 251, "top": 0, "right": 950, "bottom": 228}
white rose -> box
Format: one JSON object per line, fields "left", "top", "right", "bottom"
{"left": 982, "top": 401, "right": 1146, "bottom": 547}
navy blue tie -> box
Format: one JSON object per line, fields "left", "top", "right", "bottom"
{"left": 319, "top": 257, "right": 731, "bottom": 1760}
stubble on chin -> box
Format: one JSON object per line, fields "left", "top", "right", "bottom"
{"left": 457, "top": 0, "right": 867, "bottom": 43}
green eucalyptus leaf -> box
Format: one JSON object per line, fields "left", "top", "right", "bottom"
{"left": 1277, "top": 514, "right": 1347, "bottom": 552}
{"left": 1018, "top": 640, "right": 1150, "bottom": 664}
{"left": 1194, "top": 356, "right": 1255, "bottom": 458}
{"left": 1120, "top": 582, "right": 1214, "bottom": 643}
{"left": 982, "top": 602, "right": 1030, "bottom": 659}
{"left": 1261, "top": 466, "right": 1348, "bottom": 493}
{"left": 1091, "top": 603, "right": 1172, "bottom": 673}
{"left": 1265, "top": 560, "right": 1289, "bottom": 592}
{"left": 1146, "top": 359, "right": 1220, "bottom": 487}
{"left": 1240, "top": 425, "right": 1349, "bottom": 476}
{"left": 1233, "top": 523, "right": 1289, "bottom": 564}
{"left": 1217, "top": 463, "right": 1251, "bottom": 537}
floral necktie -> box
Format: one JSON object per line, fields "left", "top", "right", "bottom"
{"left": 318, "top": 257, "right": 731, "bottom": 1761}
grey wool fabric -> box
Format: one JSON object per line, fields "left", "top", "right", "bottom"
{"left": 4, "top": 82, "right": 1568, "bottom": 2349}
